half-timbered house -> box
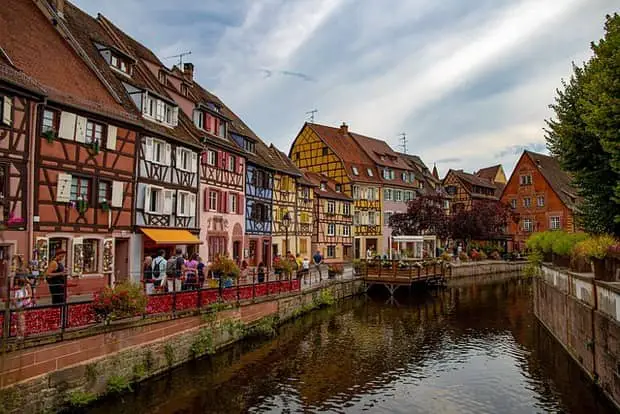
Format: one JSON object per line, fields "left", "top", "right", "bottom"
{"left": 304, "top": 172, "right": 353, "bottom": 262}
{"left": 501, "top": 151, "right": 579, "bottom": 251}
{"left": 0, "top": 62, "right": 45, "bottom": 298}
{"left": 60, "top": 5, "right": 203, "bottom": 281}
{"left": 442, "top": 167, "right": 505, "bottom": 214}
{"left": 2, "top": 0, "right": 141, "bottom": 294}
{"left": 289, "top": 122, "right": 382, "bottom": 259}
{"left": 159, "top": 64, "right": 247, "bottom": 262}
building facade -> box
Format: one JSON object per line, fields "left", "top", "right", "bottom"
{"left": 501, "top": 151, "right": 579, "bottom": 251}
{"left": 443, "top": 168, "right": 504, "bottom": 213}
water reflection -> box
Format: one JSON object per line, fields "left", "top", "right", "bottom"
{"left": 88, "top": 277, "right": 616, "bottom": 414}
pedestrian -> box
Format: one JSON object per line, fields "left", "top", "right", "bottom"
{"left": 366, "top": 248, "right": 373, "bottom": 260}
{"left": 13, "top": 275, "right": 33, "bottom": 339}
{"left": 184, "top": 253, "right": 199, "bottom": 290}
{"left": 197, "top": 256, "right": 206, "bottom": 289}
{"left": 312, "top": 250, "right": 323, "bottom": 281}
{"left": 151, "top": 249, "right": 167, "bottom": 291}
{"left": 166, "top": 248, "right": 185, "bottom": 292}
{"left": 44, "top": 249, "right": 67, "bottom": 304}
{"left": 301, "top": 256, "right": 310, "bottom": 282}
{"left": 257, "top": 262, "right": 266, "bottom": 283}
{"left": 143, "top": 256, "right": 154, "bottom": 295}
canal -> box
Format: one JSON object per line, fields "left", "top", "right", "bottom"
{"left": 87, "top": 276, "right": 616, "bottom": 414}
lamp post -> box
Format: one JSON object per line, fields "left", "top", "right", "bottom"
{"left": 282, "top": 211, "right": 291, "bottom": 256}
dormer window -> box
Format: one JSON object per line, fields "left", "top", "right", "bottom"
{"left": 142, "top": 92, "right": 178, "bottom": 127}
{"left": 95, "top": 43, "right": 134, "bottom": 77}
{"left": 320, "top": 182, "right": 326, "bottom": 191}
{"left": 401, "top": 172, "right": 408, "bottom": 182}
{"left": 193, "top": 108, "right": 226, "bottom": 138}
{"left": 244, "top": 138, "right": 255, "bottom": 154}
{"left": 158, "top": 70, "right": 166, "bottom": 84}
{"left": 335, "top": 184, "right": 341, "bottom": 192}
{"left": 181, "top": 84, "right": 189, "bottom": 96}
{"left": 367, "top": 168, "right": 374, "bottom": 177}
{"left": 110, "top": 54, "right": 131, "bottom": 75}
{"left": 352, "top": 166, "right": 359, "bottom": 175}
{"left": 382, "top": 169, "right": 394, "bottom": 180}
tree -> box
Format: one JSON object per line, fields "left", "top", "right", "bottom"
{"left": 449, "top": 200, "right": 517, "bottom": 246}
{"left": 545, "top": 13, "right": 620, "bottom": 236}
{"left": 389, "top": 194, "right": 450, "bottom": 239}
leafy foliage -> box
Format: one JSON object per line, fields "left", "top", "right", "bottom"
{"left": 449, "top": 200, "right": 518, "bottom": 243}
{"left": 106, "top": 375, "right": 132, "bottom": 394}
{"left": 66, "top": 390, "right": 96, "bottom": 408}
{"left": 545, "top": 14, "right": 620, "bottom": 235}
{"left": 92, "top": 282, "right": 147, "bottom": 323}
{"left": 190, "top": 328, "right": 215, "bottom": 357}
{"left": 210, "top": 255, "right": 240, "bottom": 278}
{"left": 575, "top": 234, "right": 618, "bottom": 259}
{"left": 389, "top": 194, "right": 450, "bottom": 239}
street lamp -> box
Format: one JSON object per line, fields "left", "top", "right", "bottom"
{"left": 282, "top": 211, "right": 291, "bottom": 257}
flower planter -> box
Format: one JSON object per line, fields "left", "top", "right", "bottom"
{"left": 591, "top": 258, "right": 607, "bottom": 280}
{"left": 552, "top": 254, "right": 570, "bottom": 268}
{"left": 569, "top": 256, "right": 591, "bottom": 273}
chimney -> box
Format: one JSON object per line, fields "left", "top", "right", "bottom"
{"left": 339, "top": 122, "right": 348, "bottom": 135}
{"left": 48, "top": 0, "right": 65, "bottom": 18}
{"left": 183, "top": 63, "right": 194, "bottom": 81}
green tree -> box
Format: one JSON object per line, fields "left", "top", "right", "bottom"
{"left": 545, "top": 13, "right": 620, "bottom": 236}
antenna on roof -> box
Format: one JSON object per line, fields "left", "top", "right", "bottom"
{"left": 164, "top": 51, "right": 192, "bottom": 67}
{"left": 305, "top": 109, "right": 318, "bottom": 123}
{"left": 399, "top": 132, "right": 407, "bottom": 154}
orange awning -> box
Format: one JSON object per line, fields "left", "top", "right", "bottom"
{"left": 141, "top": 228, "right": 200, "bottom": 244}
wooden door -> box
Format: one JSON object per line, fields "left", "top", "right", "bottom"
{"left": 114, "top": 239, "right": 129, "bottom": 284}
{"left": 0, "top": 246, "right": 8, "bottom": 302}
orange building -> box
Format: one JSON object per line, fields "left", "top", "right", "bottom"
{"left": 501, "top": 151, "right": 579, "bottom": 251}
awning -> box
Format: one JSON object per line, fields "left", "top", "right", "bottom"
{"left": 141, "top": 228, "right": 201, "bottom": 244}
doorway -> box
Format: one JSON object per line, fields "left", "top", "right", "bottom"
{"left": 262, "top": 239, "right": 270, "bottom": 268}
{"left": 354, "top": 238, "right": 361, "bottom": 259}
{"left": 232, "top": 241, "right": 241, "bottom": 263}
{"left": 114, "top": 239, "right": 129, "bottom": 285}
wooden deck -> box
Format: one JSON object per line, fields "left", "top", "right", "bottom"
{"left": 361, "top": 260, "right": 446, "bottom": 295}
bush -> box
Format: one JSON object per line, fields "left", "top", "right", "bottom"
{"left": 576, "top": 235, "right": 617, "bottom": 260}
{"left": 211, "top": 255, "right": 240, "bottom": 279}
{"left": 458, "top": 252, "right": 469, "bottom": 262}
{"left": 440, "top": 252, "right": 452, "bottom": 262}
{"left": 106, "top": 374, "right": 132, "bottom": 394}
{"left": 551, "top": 232, "right": 588, "bottom": 256}
{"left": 92, "top": 282, "right": 147, "bottom": 323}
{"left": 66, "top": 390, "right": 96, "bottom": 408}
{"left": 478, "top": 251, "right": 488, "bottom": 261}
{"left": 328, "top": 264, "right": 344, "bottom": 274}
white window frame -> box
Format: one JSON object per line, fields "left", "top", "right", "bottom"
{"left": 537, "top": 196, "right": 545, "bottom": 207}
{"left": 384, "top": 188, "right": 392, "bottom": 201}
{"left": 327, "top": 201, "right": 336, "bottom": 215}
{"left": 209, "top": 190, "right": 218, "bottom": 211}
{"left": 368, "top": 211, "right": 375, "bottom": 225}
{"left": 229, "top": 193, "right": 237, "bottom": 213}
{"left": 523, "top": 197, "right": 531, "bottom": 208}
{"left": 343, "top": 225, "right": 350, "bottom": 237}
{"left": 151, "top": 138, "right": 167, "bottom": 165}
{"left": 177, "top": 147, "right": 192, "bottom": 172}
{"left": 520, "top": 174, "right": 532, "bottom": 185}
{"left": 327, "top": 223, "right": 336, "bottom": 236}
{"left": 207, "top": 150, "right": 217, "bottom": 166}
{"left": 522, "top": 218, "right": 533, "bottom": 232}
{"left": 395, "top": 190, "right": 402, "bottom": 202}
{"left": 550, "top": 216, "right": 561, "bottom": 230}
{"left": 343, "top": 203, "right": 351, "bottom": 216}
{"left": 352, "top": 166, "right": 359, "bottom": 175}
{"left": 146, "top": 185, "right": 164, "bottom": 214}
{"left": 367, "top": 168, "right": 374, "bottom": 177}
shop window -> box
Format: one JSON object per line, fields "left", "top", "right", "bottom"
{"left": 82, "top": 239, "right": 99, "bottom": 273}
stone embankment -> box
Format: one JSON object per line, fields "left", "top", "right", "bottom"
{"left": 534, "top": 264, "right": 620, "bottom": 410}
{"left": 446, "top": 260, "right": 527, "bottom": 285}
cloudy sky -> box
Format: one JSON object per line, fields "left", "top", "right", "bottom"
{"left": 74, "top": 0, "right": 617, "bottom": 176}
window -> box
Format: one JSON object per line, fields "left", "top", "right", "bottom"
{"left": 353, "top": 211, "right": 360, "bottom": 225}
{"left": 327, "top": 223, "right": 335, "bottom": 236}
{"left": 228, "top": 155, "right": 236, "bottom": 172}
{"left": 81, "top": 239, "right": 99, "bottom": 274}
{"left": 209, "top": 191, "right": 218, "bottom": 211}
{"left": 384, "top": 189, "right": 392, "bottom": 201}
{"left": 343, "top": 225, "right": 350, "bottom": 237}
{"left": 335, "top": 184, "right": 341, "bottom": 192}
{"left": 520, "top": 174, "right": 532, "bottom": 185}
{"left": 70, "top": 176, "right": 90, "bottom": 202}
{"left": 550, "top": 216, "right": 561, "bottom": 230}
{"left": 537, "top": 196, "right": 545, "bottom": 207}
{"left": 41, "top": 109, "right": 59, "bottom": 134}
{"left": 383, "top": 169, "right": 392, "bottom": 180}
{"left": 244, "top": 139, "right": 255, "bottom": 154}
{"left": 419, "top": 181, "right": 424, "bottom": 189}
{"left": 152, "top": 139, "right": 166, "bottom": 164}
{"left": 510, "top": 199, "right": 517, "bottom": 209}
{"left": 322, "top": 147, "right": 328, "bottom": 156}
{"left": 352, "top": 166, "right": 359, "bottom": 175}
{"left": 300, "top": 238, "right": 308, "bottom": 254}
{"left": 327, "top": 245, "right": 336, "bottom": 258}
{"left": 409, "top": 172, "right": 415, "bottom": 182}
{"left": 343, "top": 203, "right": 351, "bottom": 216}
{"left": 352, "top": 186, "right": 360, "bottom": 200}
{"left": 395, "top": 190, "right": 402, "bottom": 202}
{"left": 181, "top": 84, "right": 188, "bottom": 96}
{"left": 143, "top": 94, "right": 178, "bottom": 127}
{"left": 178, "top": 192, "right": 189, "bottom": 216}
{"left": 177, "top": 148, "right": 192, "bottom": 171}
{"left": 522, "top": 218, "right": 533, "bottom": 232}
{"left": 148, "top": 187, "right": 163, "bottom": 213}
{"left": 401, "top": 172, "right": 408, "bottom": 182}
{"left": 320, "top": 182, "right": 326, "bottom": 191}
{"left": 367, "top": 187, "right": 376, "bottom": 200}
{"left": 85, "top": 120, "right": 104, "bottom": 145}
{"left": 158, "top": 70, "right": 166, "bottom": 83}
{"left": 384, "top": 211, "right": 392, "bottom": 225}
{"left": 207, "top": 150, "right": 217, "bottom": 166}
{"left": 111, "top": 54, "right": 130, "bottom": 74}
{"left": 523, "top": 197, "right": 531, "bottom": 208}
{"left": 229, "top": 193, "right": 237, "bottom": 213}
{"left": 404, "top": 191, "right": 413, "bottom": 202}
{"left": 367, "top": 168, "right": 374, "bottom": 177}
{"left": 368, "top": 211, "right": 376, "bottom": 225}
{"left": 446, "top": 186, "right": 457, "bottom": 195}
{"left": 327, "top": 201, "right": 336, "bottom": 214}
{"left": 98, "top": 181, "right": 110, "bottom": 204}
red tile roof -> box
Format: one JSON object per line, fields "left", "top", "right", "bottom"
{"left": 475, "top": 164, "right": 502, "bottom": 181}
{"left": 524, "top": 150, "right": 580, "bottom": 210}
{"left": 303, "top": 171, "right": 352, "bottom": 201}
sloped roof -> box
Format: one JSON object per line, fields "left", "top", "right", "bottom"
{"left": 0, "top": 61, "right": 46, "bottom": 96}
{"left": 524, "top": 150, "right": 579, "bottom": 210}
{"left": 475, "top": 164, "right": 502, "bottom": 181}
{"left": 348, "top": 132, "right": 410, "bottom": 170}
{"left": 303, "top": 171, "right": 352, "bottom": 201}
{"left": 305, "top": 123, "right": 381, "bottom": 184}
{"left": 397, "top": 152, "right": 440, "bottom": 186}
{"left": 446, "top": 169, "right": 503, "bottom": 200}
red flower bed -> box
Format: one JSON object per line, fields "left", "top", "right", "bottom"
{"left": 175, "top": 291, "right": 198, "bottom": 311}
{"left": 67, "top": 303, "right": 97, "bottom": 328}
{"left": 291, "top": 279, "right": 300, "bottom": 291}
{"left": 221, "top": 287, "right": 237, "bottom": 302}
{"left": 255, "top": 283, "right": 267, "bottom": 297}
{"left": 146, "top": 294, "right": 173, "bottom": 315}
{"left": 200, "top": 289, "right": 218, "bottom": 306}
{"left": 267, "top": 281, "right": 280, "bottom": 295}
{"left": 239, "top": 285, "right": 253, "bottom": 300}
{"left": 11, "top": 307, "right": 61, "bottom": 337}
{"left": 279, "top": 281, "right": 292, "bottom": 293}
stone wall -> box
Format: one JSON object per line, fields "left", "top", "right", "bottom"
{"left": 534, "top": 265, "right": 620, "bottom": 409}
{"left": 447, "top": 260, "right": 527, "bottom": 279}
{"left": 0, "top": 278, "right": 363, "bottom": 413}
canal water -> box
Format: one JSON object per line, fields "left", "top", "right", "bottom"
{"left": 87, "top": 277, "right": 617, "bottom": 414}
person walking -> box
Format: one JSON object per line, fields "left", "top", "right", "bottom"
{"left": 44, "top": 249, "right": 67, "bottom": 304}
{"left": 197, "top": 256, "right": 206, "bottom": 289}
{"left": 143, "top": 256, "right": 154, "bottom": 295}
{"left": 151, "top": 250, "right": 167, "bottom": 291}
{"left": 166, "top": 248, "right": 185, "bottom": 292}
{"left": 13, "top": 275, "right": 33, "bottom": 339}
{"left": 184, "top": 253, "right": 199, "bottom": 290}
{"left": 312, "top": 250, "right": 323, "bottom": 281}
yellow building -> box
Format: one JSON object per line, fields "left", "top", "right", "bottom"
{"left": 289, "top": 122, "right": 383, "bottom": 258}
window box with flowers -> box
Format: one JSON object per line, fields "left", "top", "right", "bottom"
{"left": 42, "top": 129, "right": 57, "bottom": 143}
{"left": 99, "top": 198, "right": 111, "bottom": 212}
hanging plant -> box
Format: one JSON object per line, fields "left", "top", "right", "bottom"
{"left": 88, "top": 140, "right": 100, "bottom": 154}
{"left": 100, "top": 199, "right": 111, "bottom": 212}
{"left": 76, "top": 198, "right": 89, "bottom": 214}
{"left": 42, "top": 129, "right": 57, "bottom": 143}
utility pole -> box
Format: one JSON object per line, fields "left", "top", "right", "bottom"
{"left": 164, "top": 51, "right": 192, "bottom": 67}
{"left": 305, "top": 109, "right": 318, "bottom": 123}
{"left": 399, "top": 132, "right": 407, "bottom": 154}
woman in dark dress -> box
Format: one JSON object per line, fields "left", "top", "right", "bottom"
{"left": 45, "top": 249, "right": 67, "bottom": 304}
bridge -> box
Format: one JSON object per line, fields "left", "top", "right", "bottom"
{"left": 360, "top": 260, "right": 447, "bottom": 295}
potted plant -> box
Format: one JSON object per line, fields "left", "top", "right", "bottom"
{"left": 211, "top": 255, "right": 240, "bottom": 288}
{"left": 42, "top": 129, "right": 57, "bottom": 143}
{"left": 274, "top": 259, "right": 293, "bottom": 279}
{"left": 89, "top": 139, "right": 101, "bottom": 154}
{"left": 327, "top": 263, "right": 344, "bottom": 279}
{"left": 92, "top": 282, "right": 147, "bottom": 325}
{"left": 73, "top": 197, "right": 88, "bottom": 214}
{"left": 576, "top": 235, "right": 617, "bottom": 280}
{"left": 100, "top": 198, "right": 110, "bottom": 212}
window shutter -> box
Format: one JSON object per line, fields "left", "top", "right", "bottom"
{"left": 238, "top": 194, "right": 244, "bottom": 215}
{"left": 191, "top": 151, "right": 197, "bottom": 173}
{"left": 144, "top": 186, "right": 151, "bottom": 212}
{"left": 145, "top": 137, "right": 153, "bottom": 161}
{"left": 58, "top": 111, "right": 76, "bottom": 140}
{"left": 203, "top": 188, "right": 209, "bottom": 211}
{"left": 2, "top": 96, "right": 12, "bottom": 126}
{"left": 193, "top": 110, "right": 201, "bottom": 128}
{"left": 172, "top": 107, "right": 179, "bottom": 126}
{"left": 220, "top": 191, "right": 227, "bottom": 213}
{"left": 75, "top": 116, "right": 87, "bottom": 143}
{"left": 56, "top": 173, "right": 72, "bottom": 202}
{"left": 165, "top": 143, "right": 172, "bottom": 165}
{"left": 106, "top": 125, "right": 117, "bottom": 150}
{"left": 72, "top": 237, "right": 84, "bottom": 276}
{"left": 175, "top": 147, "right": 181, "bottom": 169}
{"left": 111, "top": 181, "right": 124, "bottom": 208}
{"left": 176, "top": 190, "right": 183, "bottom": 216}
{"left": 189, "top": 193, "right": 196, "bottom": 217}
{"left": 163, "top": 190, "right": 174, "bottom": 214}
{"left": 218, "top": 151, "right": 225, "bottom": 168}
{"left": 236, "top": 158, "right": 243, "bottom": 174}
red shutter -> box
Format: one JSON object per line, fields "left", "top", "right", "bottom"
{"left": 203, "top": 187, "right": 209, "bottom": 211}
{"left": 206, "top": 114, "right": 213, "bottom": 133}
{"left": 214, "top": 118, "right": 220, "bottom": 135}
{"left": 236, "top": 157, "right": 243, "bottom": 174}
{"left": 221, "top": 191, "right": 228, "bottom": 213}
{"left": 238, "top": 194, "right": 244, "bottom": 215}
{"left": 218, "top": 151, "right": 225, "bottom": 168}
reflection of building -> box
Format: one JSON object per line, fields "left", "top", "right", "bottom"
{"left": 501, "top": 151, "right": 579, "bottom": 251}
{"left": 304, "top": 172, "right": 353, "bottom": 261}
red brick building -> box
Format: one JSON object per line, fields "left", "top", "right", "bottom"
{"left": 501, "top": 151, "right": 579, "bottom": 251}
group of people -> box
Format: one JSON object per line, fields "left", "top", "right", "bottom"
{"left": 143, "top": 248, "right": 205, "bottom": 294}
